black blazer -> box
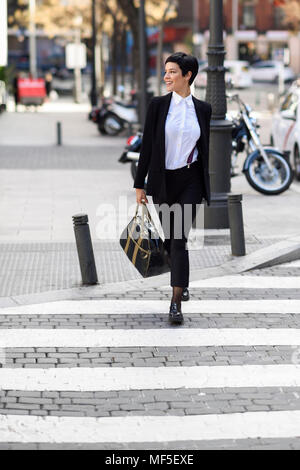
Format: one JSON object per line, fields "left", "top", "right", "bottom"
{"left": 133, "top": 92, "right": 212, "bottom": 205}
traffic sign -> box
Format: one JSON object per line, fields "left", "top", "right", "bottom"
{"left": 66, "top": 43, "right": 87, "bottom": 69}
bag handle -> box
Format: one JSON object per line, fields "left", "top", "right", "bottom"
{"left": 135, "top": 202, "right": 154, "bottom": 225}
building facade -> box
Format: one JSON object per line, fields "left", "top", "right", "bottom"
{"left": 168, "top": 0, "right": 300, "bottom": 74}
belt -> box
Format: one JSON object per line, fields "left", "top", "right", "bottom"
{"left": 165, "top": 160, "right": 199, "bottom": 172}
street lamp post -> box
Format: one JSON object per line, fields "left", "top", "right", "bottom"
{"left": 192, "top": 0, "right": 199, "bottom": 57}
{"left": 204, "top": 0, "right": 232, "bottom": 228}
{"left": 138, "top": 0, "right": 147, "bottom": 126}
{"left": 74, "top": 25, "right": 82, "bottom": 103}
{"left": 29, "top": 0, "right": 37, "bottom": 77}
{"left": 90, "top": 0, "right": 98, "bottom": 107}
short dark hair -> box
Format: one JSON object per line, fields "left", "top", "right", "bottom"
{"left": 165, "top": 52, "right": 199, "bottom": 86}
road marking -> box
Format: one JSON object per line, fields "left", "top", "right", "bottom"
{"left": 0, "top": 328, "right": 300, "bottom": 347}
{"left": 1, "top": 365, "right": 300, "bottom": 391}
{"left": 1, "top": 299, "right": 300, "bottom": 316}
{"left": 189, "top": 276, "right": 300, "bottom": 289}
{"left": 1, "top": 411, "right": 300, "bottom": 442}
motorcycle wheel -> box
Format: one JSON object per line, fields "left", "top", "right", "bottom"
{"left": 97, "top": 120, "right": 107, "bottom": 135}
{"left": 103, "top": 113, "right": 123, "bottom": 136}
{"left": 131, "top": 161, "right": 138, "bottom": 180}
{"left": 244, "top": 149, "right": 293, "bottom": 195}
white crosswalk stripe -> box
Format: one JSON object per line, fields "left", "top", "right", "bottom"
{"left": 0, "top": 327, "right": 300, "bottom": 347}
{"left": 1, "top": 299, "right": 300, "bottom": 315}
{"left": 188, "top": 275, "right": 300, "bottom": 289}
{"left": 1, "top": 271, "right": 300, "bottom": 447}
{"left": 1, "top": 411, "right": 300, "bottom": 443}
{"left": 1, "top": 365, "right": 300, "bottom": 391}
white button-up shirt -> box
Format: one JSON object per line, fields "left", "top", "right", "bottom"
{"left": 165, "top": 91, "right": 201, "bottom": 170}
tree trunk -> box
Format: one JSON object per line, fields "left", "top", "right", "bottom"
{"left": 112, "top": 18, "right": 118, "bottom": 96}
{"left": 120, "top": 23, "right": 127, "bottom": 98}
{"left": 156, "top": 0, "right": 176, "bottom": 96}
{"left": 117, "top": 0, "right": 141, "bottom": 89}
{"left": 156, "top": 22, "right": 164, "bottom": 96}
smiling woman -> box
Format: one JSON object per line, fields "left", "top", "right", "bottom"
{"left": 133, "top": 52, "right": 212, "bottom": 325}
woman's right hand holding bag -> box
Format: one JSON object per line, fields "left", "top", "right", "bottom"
{"left": 136, "top": 188, "right": 148, "bottom": 205}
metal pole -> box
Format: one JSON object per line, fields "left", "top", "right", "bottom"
{"left": 72, "top": 214, "right": 98, "bottom": 285}
{"left": 74, "top": 28, "right": 82, "bottom": 103}
{"left": 232, "top": 0, "right": 239, "bottom": 60}
{"left": 138, "top": 0, "right": 147, "bottom": 126}
{"left": 228, "top": 194, "right": 246, "bottom": 256}
{"left": 56, "top": 121, "right": 62, "bottom": 146}
{"left": 192, "top": 0, "right": 199, "bottom": 57}
{"left": 29, "top": 0, "right": 37, "bottom": 77}
{"left": 204, "top": 0, "right": 232, "bottom": 228}
{"left": 278, "top": 61, "right": 285, "bottom": 96}
{"left": 91, "top": 0, "right": 98, "bottom": 107}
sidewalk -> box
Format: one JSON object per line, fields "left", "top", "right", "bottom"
{"left": 0, "top": 98, "right": 299, "bottom": 304}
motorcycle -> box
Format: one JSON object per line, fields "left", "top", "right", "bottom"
{"left": 229, "top": 93, "right": 293, "bottom": 195}
{"left": 119, "top": 132, "right": 143, "bottom": 181}
{"left": 121, "top": 94, "right": 293, "bottom": 196}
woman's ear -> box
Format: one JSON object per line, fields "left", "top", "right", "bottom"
{"left": 186, "top": 71, "right": 192, "bottom": 82}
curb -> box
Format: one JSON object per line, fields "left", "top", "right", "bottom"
{"left": 0, "top": 235, "right": 299, "bottom": 308}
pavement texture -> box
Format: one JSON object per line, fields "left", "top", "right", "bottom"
{"left": 0, "top": 93, "right": 300, "bottom": 450}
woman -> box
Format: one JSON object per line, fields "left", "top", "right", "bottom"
{"left": 134, "top": 52, "right": 212, "bottom": 325}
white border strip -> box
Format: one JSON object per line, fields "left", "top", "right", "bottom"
{"left": 188, "top": 276, "right": 300, "bottom": 289}
{"left": 1, "top": 411, "right": 300, "bottom": 442}
{"left": 1, "top": 299, "right": 300, "bottom": 315}
{"left": 0, "top": 328, "right": 300, "bottom": 347}
{"left": 1, "top": 365, "right": 300, "bottom": 391}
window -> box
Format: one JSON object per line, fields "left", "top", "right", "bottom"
{"left": 242, "top": 1, "right": 256, "bottom": 28}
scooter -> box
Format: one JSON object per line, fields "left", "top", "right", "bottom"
{"left": 96, "top": 93, "right": 139, "bottom": 136}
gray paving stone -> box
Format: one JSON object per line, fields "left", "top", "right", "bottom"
{"left": 18, "top": 397, "right": 52, "bottom": 404}
{"left": 6, "top": 403, "right": 40, "bottom": 410}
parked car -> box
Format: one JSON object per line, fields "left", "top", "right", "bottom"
{"left": 270, "top": 80, "right": 300, "bottom": 180}
{"left": 249, "top": 60, "right": 296, "bottom": 83}
{"left": 194, "top": 60, "right": 252, "bottom": 89}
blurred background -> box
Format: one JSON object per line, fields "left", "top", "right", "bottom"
{"left": 1, "top": 0, "right": 299, "bottom": 108}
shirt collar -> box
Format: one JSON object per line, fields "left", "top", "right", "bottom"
{"left": 172, "top": 91, "right": 193, "bottom": 107}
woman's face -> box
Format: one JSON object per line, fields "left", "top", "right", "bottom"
{"left": 164, "top": 62, "right": 191, "bottom": 94}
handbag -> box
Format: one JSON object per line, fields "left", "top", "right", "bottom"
{"left": 119, "top": 203, "right": 170, "bottom": 278}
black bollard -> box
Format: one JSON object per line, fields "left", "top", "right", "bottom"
{"left": 72, "top": 213, "right": 98, "bottom": 285}
{"left": 57, "top": 121, "right": 62, "bottom": 146}
{"left": 228, "top": 194, "right": 246, "bottom": 256}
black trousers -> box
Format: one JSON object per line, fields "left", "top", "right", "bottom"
{"left": 153, "top": 160, "right": 203, "bottom": 288}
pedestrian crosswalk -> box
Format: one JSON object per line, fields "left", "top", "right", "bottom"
{"left": 0, "top": 269, "right": 300, "bottom": 449}
{"left": 0, "top": 327, "right": 300, "bottom": 347}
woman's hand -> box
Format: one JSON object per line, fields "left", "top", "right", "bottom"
{"left": 136, "top": 188, "right": 148, "bottom": 204}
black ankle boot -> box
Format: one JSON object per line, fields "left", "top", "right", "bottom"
{"left": 182, "top": 288, "right": 189, "bottom": 302}
{"left": 169, "top": 302, "right": 184, "bottom": 325}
